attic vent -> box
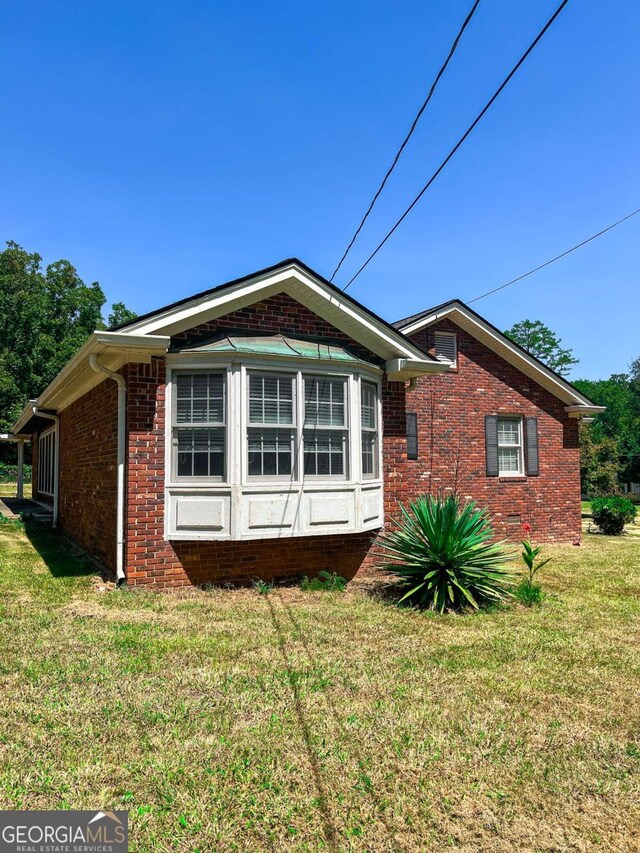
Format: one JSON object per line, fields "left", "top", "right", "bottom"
{"left": 434, "top": 331, "right": 457, "bottom": 366}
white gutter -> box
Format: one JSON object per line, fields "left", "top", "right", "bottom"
{"left": 89, "top": 355, "right": 126, "bottom": 585}
{"left": 385, "top": 357, "right": 449, "bottom": 381}
{"left": 33, "top": 408, "right": 60, "bottom": 526}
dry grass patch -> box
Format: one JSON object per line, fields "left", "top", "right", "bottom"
{"left": 1, "top": 522, "right": 640, "bottom": 851}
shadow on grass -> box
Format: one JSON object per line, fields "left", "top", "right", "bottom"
{"left": 23, "top": 519, "right": 103, "bottom": 580}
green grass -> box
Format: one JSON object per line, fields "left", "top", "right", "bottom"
{"left": 1, "top": 521, "right": 640, "bottom": 850}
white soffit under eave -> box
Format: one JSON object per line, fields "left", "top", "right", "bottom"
{"left": 121, "top": 264, "right": 432, "bottom": 364}
{"left": 401, "top": 304, "right": 596, "bottom": 408}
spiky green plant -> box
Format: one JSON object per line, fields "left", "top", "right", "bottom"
{"left": 377, "top": 494, "right": 514, "bottom": 612}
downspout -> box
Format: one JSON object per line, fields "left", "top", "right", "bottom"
{"left": 406, "top": 378, "right": 418, "bottom": 392}
{"left": 89, "top": 355, "right": 126, "bottom": 585}
{"left": 33, "top": 408, "right": 59, "bottom": 526}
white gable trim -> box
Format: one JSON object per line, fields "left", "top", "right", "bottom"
{"left": 398, "top": 302, "right": 604, "bottom": 412}
{"left": 119, "top": 262, "right": 446, "bottom": 372}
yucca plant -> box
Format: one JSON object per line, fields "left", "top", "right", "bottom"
{"left": 377, "top": 494, "right": 514, "bottom": 613}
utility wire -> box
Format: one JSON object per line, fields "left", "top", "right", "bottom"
{"left": 342, "top": 0, "right": 570, "bottom": 293}
{"left": 330, "top": 0, "right": 482, "bottom": 282}
{"left": 467, "top": 207, "right": 640, "bottom": 304}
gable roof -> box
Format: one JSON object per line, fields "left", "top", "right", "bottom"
{"left": 113, "top": 257, "right": 446, "bottom": 376}
{"left": 9, "top": 259, "right": 448, "bottom": 431}
{"left": 394, "top": 299, "right": 604, "bottom": 415}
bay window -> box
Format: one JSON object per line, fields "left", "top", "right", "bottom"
{"left": 167, "top": 361, "right": 383, "bottom": 540}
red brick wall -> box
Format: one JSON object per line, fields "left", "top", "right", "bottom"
{"left": 400, "top": 318, "right": 581, "bottom": 542}
{"left": 125, "top": 294, "right": 384, "bottom": 587}
{"left": 122, "top": 298, "right": 580, "bottom": 588}
{"left": 49, "top": 380, "right": 119, "bottom": 569}
{"left": 40, "top": 294, "right": 581, "bottom": 587}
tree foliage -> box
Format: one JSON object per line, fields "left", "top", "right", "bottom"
{"left": 0, "top": 241, "right": 136, "bottom": 433}
{"left": 504, "top": 319, "right": 579, "bottom": 376}
{"left": 574, "top": 373, "right": 640, "bottom": 485}
{"left": 579, "top": 423, "right": 621, "bottom": 497}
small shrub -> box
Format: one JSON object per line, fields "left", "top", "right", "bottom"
{"left": 591, "top": 495, "right": 637, "bottom": 535}
{"left": 516, "top": 524, "right": 550, "bottom": 607}
{"left": 253, "top": 579, "right": 274, "bottom": 596}
{"left": 300, "top": 571, "right": 347, "bottom": 592}
{"left": 376, "top": 494, "right": 513, "bottom": 613}
{"left": 0, "top": 513, "right": 24, "bottom": 531}
{"left": 515, "top": 579, "right": 544, "bottom": 606}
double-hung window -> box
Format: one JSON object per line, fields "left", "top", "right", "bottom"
{"left": 303, "top": 375, "right": 348, "bottom": 478}
{"left": 497, "top": 416, "right": 523, "bottom": 476}
{"left": 174, "top": 372, "right": 226, "bottom": 479}
{"left": 361, "top": 381, "right": 378, "bottom": 478}
{"left": 247, "top": 373, "right": 295, "bottom": 477}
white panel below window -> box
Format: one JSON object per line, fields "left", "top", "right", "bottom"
{"left": 246, "top": 495, "right": 297, "bottom": 530}
{"left": 308, "top": 494, "right": 352, "bottom": 526}
{"left": 172, "top": 494, "right": 229, "bottom": 534}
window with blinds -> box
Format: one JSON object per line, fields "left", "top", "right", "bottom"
{"left": 38, "top": 429, "right": 56, "bottom": 496}
{"left": 248, "top": 373, "right": 295, "bottom": 476}
{"left": 497, "top": 416, "right": 523, "bottom": 475}
{"left": 361, "top": 381, "right": 378, "bottom": 477}
{"left": 434, "top": 331, "right": 457, "bottom": 366}
{"left": 303, "top": 376, "right": 348, "bottom": 477}
{"left": 174, "top": 372, "right": 226, "bottom": 478}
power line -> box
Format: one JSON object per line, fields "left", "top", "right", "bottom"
{"left": 342, "top": 0, "right": 570, "bottom": 293}
{"left": 330, "top": 0, "right": 482, "bottom": 282}
{"left": 467, "top": 207, "right": 640, "bottom": 304}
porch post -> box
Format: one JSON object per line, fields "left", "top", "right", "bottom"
{"left": 16, "top": 439, "right": 24, "bottom": 500}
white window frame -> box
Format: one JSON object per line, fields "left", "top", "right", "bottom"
{"left": 171, "top": 369, "right": 228, "bottom": 484}
{"left": 497, "top": 415, "right": 524, "bottom": 477}
{"left": 360, "top": 380, "right": 379, "bottom": 479}
{"left": 164, "top": 357, "right": 384, "bottom": 541}
{"left": 434, "top": 331, "right": 457, "bottom": 367}
{"left": 247, "top": 371, "right": 297, "bottom": 481}
{"left": 302, "top": 373, "right": 349, "bottom": 481}
{"left": 38, "top": 427, "right": 56, "bottom": 497}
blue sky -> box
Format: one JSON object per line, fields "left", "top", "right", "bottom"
{"left": 1, "top": 0, "right": 638, "bottom": 380}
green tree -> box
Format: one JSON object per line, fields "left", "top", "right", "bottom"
{"left": 108, "top": 301, "right": 138, "bottom": 329}
{"left": 504, "top": 319, "right": 579, "bottom": 376}
{"left": 574, "top": 372, "right": 640, "bottom": 484}
{"left": 579, "top": 423, "right": 620, "bottom": 497}
{"left": 0, "top": 241, "right": 136, "bottom": 434}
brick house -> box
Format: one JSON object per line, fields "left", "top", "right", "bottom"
{"left": 6, "top": 259, "right": 602, "bottom": 588}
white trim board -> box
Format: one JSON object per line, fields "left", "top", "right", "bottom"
{"left": 397, "top": 301, "right": 604, "bottom": 412}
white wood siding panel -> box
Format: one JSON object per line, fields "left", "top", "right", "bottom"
{"left": 361, "top": 486, "right": 383, "bottom": 525}
{"left": 246, "top": 495, "right": 297, "bottom": 530}
{"left": 172, "top": 494, "right": 229, "bottom": 534}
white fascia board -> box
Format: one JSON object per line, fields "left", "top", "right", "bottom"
{"left": 565, "top": 405, "right": 606, "bottom": 418}
{"left": 12, "top": 331, "right": 170, "bottom": 423}
{"left": 385, "top": 358, "right": 450, "bottom": 381}
{"left": 122, "top": 262, "right": 435, "bottom": 365}
{"left": 400, "top": 303, "right": 598, "bottom": 408}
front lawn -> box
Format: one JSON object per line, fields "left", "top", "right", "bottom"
{"left": 1, "top": 522, "right": 640, "bottom": 850}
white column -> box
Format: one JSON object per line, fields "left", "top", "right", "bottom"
{"left": 16, "top": 439, "right": 24, "bottom": 500}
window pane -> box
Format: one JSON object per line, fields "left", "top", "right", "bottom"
{"left": 177, "top": 427, "right": 225, "bottom": 477}
{"left": 247, "top": 428, "right": 293, "bottom": 476}
{"left": 303, "top": 430, "right": 345, "bottom": 476}
{"left": 362, "top": 432, "right": 375, "bottom": 476}
{"left": 176, "top": 373, "right": 225, "bottom": 424}
{"left": 497, "top": 419, "right": 520, "bottom": 445}
{"left": 498, "top": 447, "right": 520, "bottom": 473}
{"left": 249, "top": 374, "right": 294, "bottom": 425}
{"left": 304, "top": 376, "right": 346, "bottom": 427}
{"left": 361, "top": 382, "right": 377, "bottom": 429}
